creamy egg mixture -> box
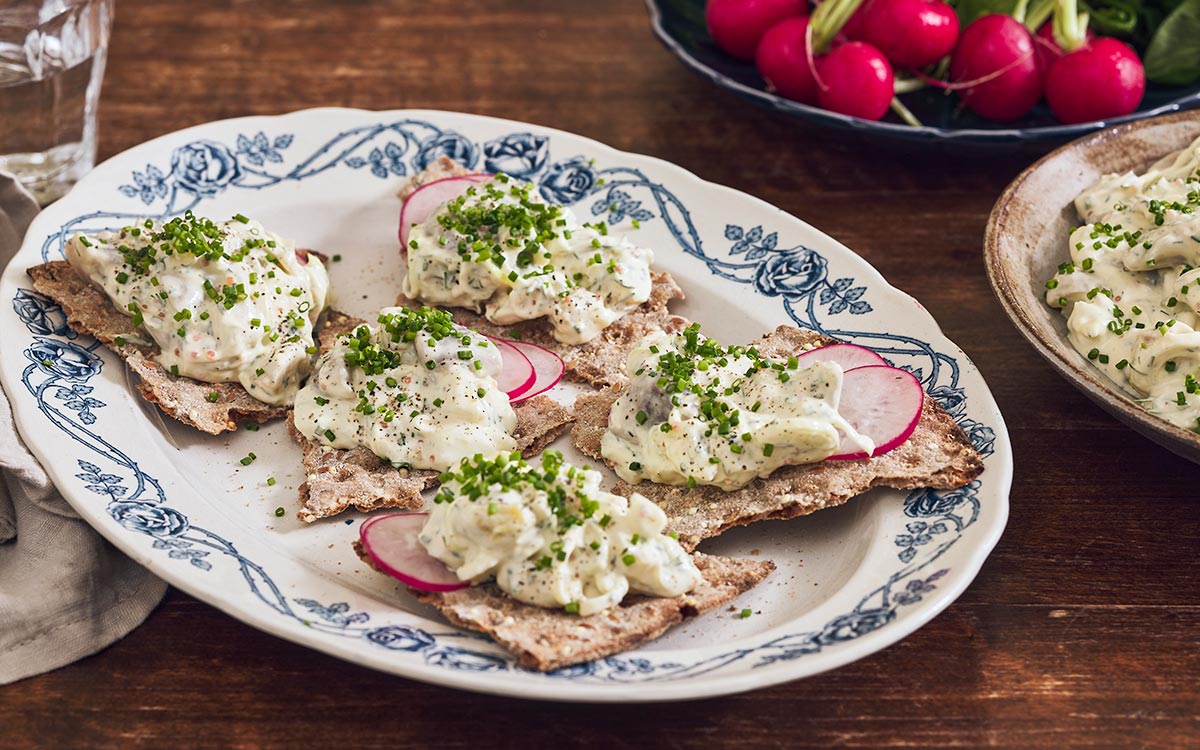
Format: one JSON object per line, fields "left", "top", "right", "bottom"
{"left": 401, "top": 174, "right": 653, "bottom": 344}
{"left": 1045, "top": 136, "right": 1200, "bottom": 430}
{"left": 421, "top": 451, "right": 701, "bottom": 615}
{"left": 292, "top": 306, "right": 517, "bottom": 470}
{"left": 66, "top": 212, "right": 330, "bottom": 405}
{"left": 600, "top": 324, "right": 873, "bottom": 491}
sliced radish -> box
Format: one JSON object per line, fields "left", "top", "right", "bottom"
{"left": 794, "top": 342, "right": 888, "bottom": 372}
{"left": 358, "top": 512, "right": 468, "bottom": 592}
{"left": 398, "top": 173, "right": 492, "bottom": 249}
{"left": 492, "top": 338, "right": 536, "bottom": 399}
{"left": 506, "top": 340, "right": 564, "bottom": 403}
{"left": 827, "top": 365, "right": 924, "bottom": 461}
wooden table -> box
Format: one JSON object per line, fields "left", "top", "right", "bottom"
{"left": 4, "top": 1, "right": 1198, "bottom": 747}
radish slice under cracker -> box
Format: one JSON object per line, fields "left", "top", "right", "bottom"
{"left": 506, "top": 340, "right": 564, "bottom": 403}
{"left": 492, "top": 338, "right": 536, "bottom": 399}
{"left": 398, "top": 173, "right": 492, "bottom": 249}
{"left": 359, "top": 512, "right": 468, "bottom": 592}
{"left": 827, "top": 365, "right": 924, "bottom": 461}
{"left": 794, "top": 342, "right": 888, "bottom": 372}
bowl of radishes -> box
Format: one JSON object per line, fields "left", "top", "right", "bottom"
{"left": 647, "top": 0, "right": 1200, "bottom": 143}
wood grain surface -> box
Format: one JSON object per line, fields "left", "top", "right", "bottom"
{"left": 2, "top": 1, "right": 1198, "bottom": 747}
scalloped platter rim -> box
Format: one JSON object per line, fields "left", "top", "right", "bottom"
{"left": 0, "top": 108, "right": 1011, "bottom": 702}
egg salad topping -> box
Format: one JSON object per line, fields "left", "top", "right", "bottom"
{"left": 401, "top": 174, "right": 653, "bottom": 344}
{"left": 421, "top": 451, "right": 701, "bottom": 615}
{"left": 601, "top": 324, "right": 873, "bottom": 490}
{"left": 292, "top": 306, "right": 517, "bottom": 470}
{"left": 1045, "top": 135, "right": 1200, "bottom": 431}
{"left": 65, "top": 212, "right": 330, "bottom": 405}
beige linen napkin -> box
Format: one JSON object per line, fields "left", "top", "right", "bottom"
{"left": 0, "top": 172, "right": 167, "bottom": 685}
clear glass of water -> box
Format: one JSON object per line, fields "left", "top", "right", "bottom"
{"left": 0, "top": 0, "right": 113, "bottom": 205}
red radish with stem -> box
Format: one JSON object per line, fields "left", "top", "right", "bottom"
{"left": 858, "top": 0, "right": 960, "bottom": 70}
{"left": 755, "top": 16, "right": 818, "bottom": 104}
{"left": 840, "top": 3, "right": 870, "bottom": 40}
{"left": 706, "top": 0, "right": 806, "bottom": 60}
{"left": 1033, "top": 21, "right": 1091, "bottom": 70}
{"left": 950, "top": 14, "right": 1044, "bottom": 121}
{"left": 800, "top": 0, "right": 897, "bottom": 122}
{"left": 816, "top": 41, "right": 895, "bottom": 120}
{"left": 808, "top": 0, "right": 868, "bottom": 51}
{"left": 1043, "top": 0, "right": 1144, "bottom": 124}
{"left": 359, "top": 513, "right": 468, "bottom": 592}
{"left": 1045, "top": 38, "right": 1144, "bottom": 123}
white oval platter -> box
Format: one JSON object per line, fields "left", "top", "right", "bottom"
{"left": 0, "top": 108, "right": 1010, "bottom": 702}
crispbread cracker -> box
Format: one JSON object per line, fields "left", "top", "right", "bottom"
{"left": 28, "top": 260, "right": 286, "bottom": 434}
{"left": 571, "top": 325, "right": 986, "bottom": 551}
{"left": 316, "top": 308, "right": 362, "bottom": 348}
{"left": 353, "top": 540, "right": 774, "bottom": 672}
{"left": 288, "top": 313, "right": 575, "bottom": 522}
{"left": 396, "top": 156, "right": 472, "bottom": 201}
{"left": 397, "top": 162, "right": 687, "bottom": 388}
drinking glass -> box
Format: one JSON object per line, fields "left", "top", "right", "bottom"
{"left": 0, "top": 0, "right": 113, "bottom": 205}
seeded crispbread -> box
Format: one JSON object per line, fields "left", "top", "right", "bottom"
{"left": 353, "top": 540, "right": 774, "bottom": 672}
{"left": 395, "top": 156, "right": 473, "bottom": 201}
{"left": 27, "top": 260, "right": 297, "bottom": 435}
{"left": 571, "top": 325, "right": 986, "bottom": 552}
{"left": 397, "top": 162, "right": 688, "bottom": 388}
{"left": 288, "top": 312, "right": 574, "bottom": 522}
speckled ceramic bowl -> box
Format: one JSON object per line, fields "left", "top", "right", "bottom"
{"left": 986, "top": 111, "right": 1200, "bottom": 464}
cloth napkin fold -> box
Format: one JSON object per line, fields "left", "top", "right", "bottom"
{"left": 0, "top": 172, "right": 167, "bottom": 685}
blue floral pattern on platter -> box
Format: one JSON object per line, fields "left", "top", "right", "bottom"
{"left": 12, "top": 119, "right": 999, "bottom": 684}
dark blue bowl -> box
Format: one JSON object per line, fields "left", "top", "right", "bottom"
{"left": 647, "top": 0, "right": 1200, "bottom": 145}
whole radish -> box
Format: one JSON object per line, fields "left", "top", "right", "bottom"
{"left": 859, "top": 0, "right": 960, "bottom": 70}
{"left": 841, "top": 2, "right": 870, "bottom": 40}
{"left": 755, "top": 16, "right": 818, "bottom": 104}
{"left": 1033, "top": 21, "right": 1091, "bottom": 71}
{"left": 816, "top": 41, "right": 895, "bottom": 120}
{"left": 706, "top": 0, "right": 806, "bottom": 60}
{"left": 793, "top": 0, "right": 896, "bottom": 121}
{"left": 950, "top": 14, "right": 1044, "bottom": 121}
{"left": 1045, "top": 38, "right": 1144, "bottom": 123}
{"left": 1042, "top": 0, "right": 1144, "bottom": 123}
